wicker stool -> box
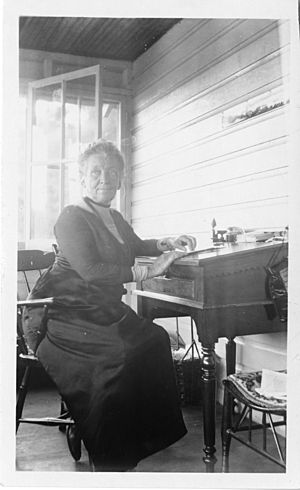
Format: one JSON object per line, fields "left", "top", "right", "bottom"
{"left": 221, "top": 371, "right": 286, "bottom": 471}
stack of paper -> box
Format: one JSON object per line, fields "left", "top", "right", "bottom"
{"left": 255, "top": 369, "right": 287, "bottom": 399}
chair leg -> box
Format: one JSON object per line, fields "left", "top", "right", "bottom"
{"left": 262, "top": 412, "right": 267, "bottom": 451}
{"left": 16, "top": 364, "right": 31, "bottom": 433}
{"left": 221, "top": 386, "right": 233, "bottom": 471}
{"left": 267, "top": 413, "right": 285, "bottom": 463}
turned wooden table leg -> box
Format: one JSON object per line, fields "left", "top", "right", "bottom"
{"left": 201, "top": 342, "right": 217, "bottom": 471}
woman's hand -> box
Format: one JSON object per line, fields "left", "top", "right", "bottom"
{"left": 172, "top": 235, "right": 197, "bottom": 251}
{"left": 147, "top": 251, "right": 186, "bottom": 278}
{"left": 158, "top": 235, "right": 197, "bottom": 252}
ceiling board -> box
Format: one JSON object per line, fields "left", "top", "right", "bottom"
{"left": 19, "top": 17, "right": 182, "bottom": 61}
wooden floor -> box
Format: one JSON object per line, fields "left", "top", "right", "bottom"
{"left": 16, "top": 385, "right": 286, "bottom": 473}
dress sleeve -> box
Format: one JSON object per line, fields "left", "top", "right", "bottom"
{"left": 112, "top": 210, "right": 162, "bottom": 257}
{"left": 54, "top": 207, "right": 133, "bottom": 285}
{"left": 133, "top": 235, "right": 162, "bottom": 257}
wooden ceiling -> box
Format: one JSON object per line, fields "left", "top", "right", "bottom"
{"left": 19, "top": 17, "right": 182, "bottom": 61}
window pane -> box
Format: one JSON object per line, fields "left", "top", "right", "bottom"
{"left": 102, "top": 101, "right": 120, "bottom": 146}
{"left": 65, "top": 75, "right": 97, "bottom": 158}
{"left": 30, "top": 165, "right": 60, "bottom": 239}
{"left": 80, "top": 103, "right": 96, "bottom": 152}
{"left": 32, "top": 84, "right": 62, "bottom": 162}
{"left": 63, "top": 162, "right": 82, "bottom": 206}
{"left": 64, "top": 99, "right": 79, "bottom": 160}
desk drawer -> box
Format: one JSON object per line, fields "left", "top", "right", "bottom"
{"left": 142, "top": 277, "right": 197, "bottom": 300}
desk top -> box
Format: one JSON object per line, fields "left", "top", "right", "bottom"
{"left": 137, "top": 240, "right": 288, "bottom": 267}
{"left": 135, "top": 240, "right": 288, "bottom": 341}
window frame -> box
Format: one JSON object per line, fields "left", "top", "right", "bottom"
{"left": 25, "top": 65, "right": 126, "bottom": 250}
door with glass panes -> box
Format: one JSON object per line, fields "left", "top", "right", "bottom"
{"left": 27, "top": 65, "right": 121, "bottom": 249}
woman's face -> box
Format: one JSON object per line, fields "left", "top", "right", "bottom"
{"left": 82, "top": 153, "right": 121, "bottom": 205}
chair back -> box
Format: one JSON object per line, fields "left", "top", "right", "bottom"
{"left": 17, "top": 250, "right": 55, "bottom": 300}
{"left": 17, "top": 250, "right": 55, "bottom": 355}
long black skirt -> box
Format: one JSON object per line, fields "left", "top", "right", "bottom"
{"left": 25, "top": 305, "right": 187, "bottom": 470}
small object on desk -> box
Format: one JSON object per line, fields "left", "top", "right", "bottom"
{"left": 211, "top": 218, "right": 217, "bottom": 243}
{"left": 265, "top": 236, "right": 285, "bottom": 243}
{"left": 247, "top": 231, "right": 276, "bottom": 242}
{"left": 226, "top": 232, "right": 237, "bottom": 243}
{"left": 225, "top": 226, "right": 243, "bottom": 243}
{"left": 236, "top": 230, "right": 283, "bottom": 243}
{"left": 217, "top": 230, "right": 227, "bottom": 243}
{"left": 211, "top": 218, "right": 227, "bottom": 244}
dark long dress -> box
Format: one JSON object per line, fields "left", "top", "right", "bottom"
{"left": 23, "top": 200, "right": 187, "bottom": 470}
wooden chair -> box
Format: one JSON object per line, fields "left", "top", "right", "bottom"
{"left": 16, "top": 249, "right": 81, "bottom": 462}
{"left": 221, "top": 370, "right": 286, "bottom": 471}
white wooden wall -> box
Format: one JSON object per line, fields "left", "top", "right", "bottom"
{"left": 130, "top": 18, "right": 290, "bottom": 399}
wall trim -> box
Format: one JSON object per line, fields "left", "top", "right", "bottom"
{"left": 20, "top": 48, "right": 132, "bottom": 70}
{"left": 19, "top": 77, "right": 131, "bottom": 97}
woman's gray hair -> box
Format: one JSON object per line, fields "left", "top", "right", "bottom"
{"left": 78, "top": 139, "right": 125, "bottom": 178}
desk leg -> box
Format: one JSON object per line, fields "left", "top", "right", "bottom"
{"left": 201, "top": 343, "right": 217, "bottom": 471}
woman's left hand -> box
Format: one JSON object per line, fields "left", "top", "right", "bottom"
{"left": 158, "top": 235, "right": 197, "bottom": 252}
{"left": 173, "top": 235, "right": 197, "bottom": 251}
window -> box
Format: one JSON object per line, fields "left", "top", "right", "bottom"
{"left": 25, "top": 66, "right": 121, "bottom": 249}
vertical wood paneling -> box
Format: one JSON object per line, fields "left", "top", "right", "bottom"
{"left": 131, "top": 18, "right": 290, "bottom": 387}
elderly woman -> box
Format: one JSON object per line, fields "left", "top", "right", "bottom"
{"left": 24, "top": 139, "right": 196, "bottom": 472}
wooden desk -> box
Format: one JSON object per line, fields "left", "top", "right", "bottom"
{"left": 134, "top": 241, "right": 288, "bottom": 470}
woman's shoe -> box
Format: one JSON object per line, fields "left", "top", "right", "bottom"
{"left": 66, "top": 424, "right": 82, "bottom": 461}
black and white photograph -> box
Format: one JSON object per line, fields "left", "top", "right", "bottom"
{"left": 1, "top": 0, "right": 300, "bottom": 488}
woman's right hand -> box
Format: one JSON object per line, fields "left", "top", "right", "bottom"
{"left": 147, "top": 251, "right": 186, "bottom": 279}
